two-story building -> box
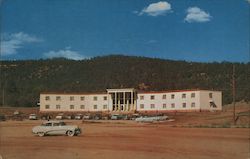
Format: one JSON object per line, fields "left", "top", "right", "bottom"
{"left": 40, "top": 88, "right": 222, "bottom": 113}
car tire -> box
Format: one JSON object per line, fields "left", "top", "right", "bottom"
{"left": 38, "top": 132, "right": 45, "bottom": 137}
{"left": 67, "top": 130, "right": 74, "bottom": 137}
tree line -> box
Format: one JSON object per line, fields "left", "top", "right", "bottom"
{"left": 0, "top": 55, "right": 249, "bottom": 107}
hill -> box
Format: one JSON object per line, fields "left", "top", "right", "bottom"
{"left": 0, "top": 55, "right": 249, "bottom": 107}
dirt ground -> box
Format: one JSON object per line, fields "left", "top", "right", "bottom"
{"left": 0, "top": 120, "right": 249, "bottom": 159}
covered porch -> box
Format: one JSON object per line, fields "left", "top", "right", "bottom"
{"left": 107, "top": 88, "right": 137, "bottom": 112}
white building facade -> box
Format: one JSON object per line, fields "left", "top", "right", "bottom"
{"left": 40, "top": 88, "right": 222, "bottom": 113}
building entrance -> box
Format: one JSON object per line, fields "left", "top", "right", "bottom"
{"left": 107, "top": 88, "right": 136, "bottom": 112}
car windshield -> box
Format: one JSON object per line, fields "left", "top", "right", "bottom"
{"left": 41, "top": 123, "right": 52, "bottom": 126}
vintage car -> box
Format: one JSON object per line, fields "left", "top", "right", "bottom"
{"left": 74, "top": 114, "right": 83, "bottom": 120}
{"left": 29, "top": 114, "right": 38, "bottom": 120}
{"left": 32, "top": 121, "right": 81, "bottom": 137}
{"left": 55, "top": 113, "right": 64, "bottom": 120}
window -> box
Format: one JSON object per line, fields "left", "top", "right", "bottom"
{"left": 59, "top": 122, "right": 65, "bottom": 126}
{"left": 45, "top": 105, "right": 50, "bottom": 109}
{"left": 163, "top": 103, "right": 167, "bottom": 109}
{"left": 150, "top": 95, "right": 155, "bottom": 100}
{"left": 93, "top": 105, "right": 97, "bottom": 109}
{"left": 56, "top": 96, "right": 61, "bottom": 101}
{"left": 53, "top": 123, "right": 60, "bottom": 126}
{"left": 191, "top": 102, "right": 195, "bottom": 108}
{"left": 150, "top": 104, "right": 155, "bottom": 109}
{"left": 80, "top": 96, "right": 85, "bottom": 101}
{"left": 209, "top": 93, "right": 213, "bottom": 98}
{"left": 171, "top": 103, "right": 175, "bottom": 108}
{"left": 70, "top": 96, "right": 74, "bottom": 101}
{"left": 56, "top": 105, "right": 60, "bottom": 109}
{"left": 45, "top": 123, "right": 52, "bottom": 126}
{"left": 171, "top": 94, "right": 175, "bottom": 99}
{"left": 103, "top": 96, "right": 107, "bottom": 101}
{"left": 162, "top": 94, "right": 167, "bottom": 99}
{"left": 93, "top": 96, "right": 98, "bottom": 101}
{"left": 182, "top": 103, "right": 186, "bottom": 108}
{"left": 140, "top": 95, "right": 144, "bottom": 100}
{"left": 191, "top": 93, "right": 195, "bottom": 98}
{"left": 70, "top": 105, "right": 74, "bottom": 109}
{"left": 103, "top": 105, "right": 107, "bottom": 109}
{"left": 140, "top": 104, "right": 144, "bottom": 109}
{"left": 182, "top": 94, "right": 186, "bottom": 98}
{"left": 80, "top": 105, "right": 85, "bottom": 109}
{"left": 45, "top": 96, "right": 50, "bottom": 101}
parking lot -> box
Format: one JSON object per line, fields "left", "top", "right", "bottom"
{"left": 0, "top": 120, "right": 249, "bottom": 159}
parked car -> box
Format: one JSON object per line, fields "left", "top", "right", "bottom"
{"left": 65, "top": 115, "right": 74, "bottom": 120}
{"left": 83, "top": 114, "right": 90, "bottom": 120}
{"left": 29, "top": 114, "right": 38, "bottom": 120}
{"left": 41, "top": 114, "right": 52, "bottom": 120}
{"left": 93, "top": 114, "right": 102, "bottom": 120}
{"left": 0, "top": 114, "right": 6, "bottom": 121}
{"left": 32, "top": 120, "right": 81, "bottom": 137}
{"left": 111, "top": 114, "right": 123, "bottom": 120}
{"left": 75, "top": 114, "right": 83, "bottom": 120}
{"left": 135, "top": 115, "right": 168, "bottom": 123}
{"left": 13, "top": 110, "right": 20, "bottom": 115}
{"left": 12, "top": 111, "right": 23, "bottom": 121}
{"left": 130, "top": 113, "right": 140, "bottom": 120}
{"left": 55, "top": 113, "right": 64, "bottom": 120}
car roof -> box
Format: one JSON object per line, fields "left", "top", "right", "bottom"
{"left": 43, "top": 120, "right": 64, "bottom": 124}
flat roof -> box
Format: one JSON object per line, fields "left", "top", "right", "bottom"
{"left": 40, "top": 92, "right": 107, "bottom": 95}
{"left": 107, "top": 88, "right": 136, "bottom": 93}
{"left": 138, "top": 89, "right": 221, "bottom": 94}
{"left": 40, "top": 88, "right": 221, "bottom": 95}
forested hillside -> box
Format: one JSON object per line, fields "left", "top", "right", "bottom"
{"left": 0, "top": 55, "right": 249, "bottom": 107}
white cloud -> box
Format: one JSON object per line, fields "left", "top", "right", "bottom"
{"left": 138, "top": 1, "right": 172, "bottom": 16}
{"left": 246, "top": 0, "right": 250, "bottom": 3}
{"left": 146, "top": 40, "right": 158, "bottom": 44}
{"left": 1, "top": 32, "right": 42, "bottom": 56}
{"left": 185, "top": 7, "right": 212, "bottom": 23}
{"left": 43, "top": 47, "right": 86, "bottom": 60}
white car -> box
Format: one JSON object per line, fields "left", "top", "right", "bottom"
{"left": 83, "top": 114, "right": 90, "bottom": 120}
{"left": 32, "top": 121, "right": 81, "bottom": 137}
{"left": 55, "top": 113, "right": 64, "bottom": 120}
{"left": 29, "top": 114, "right": 38, "bottom": 120}
{"left": 75, "top": 114, "right": 83, "bottom": 120}
{"left": 135, "top": 116, "right": 168, "bottom": 122}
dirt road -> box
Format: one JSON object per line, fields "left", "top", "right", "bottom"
{"left": 0, "top": 120, "right": 249, "bottom": 159}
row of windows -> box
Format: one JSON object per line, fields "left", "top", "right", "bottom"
{"left": 45, "top": 96, "right": 107, "bottom": 101}
{"left": 45, "top": 93, "right": 213, "bottom": 101}
{"left": 139, "top": 102, "right": 196, "bottom": 109}
{"left": 139, "top": 93, "right": 213, "bottom": 100}
{"left": 45, "top": 104, "right": 108, "bottom": 110}
{"left": 139, "top": 93, "right": 196, "bottom": 100}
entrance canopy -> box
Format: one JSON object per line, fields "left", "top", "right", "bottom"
{"left": 107, "top": 88, "right": 137, "bottom": 112}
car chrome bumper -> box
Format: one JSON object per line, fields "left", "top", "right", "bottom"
{"left": 75, "top": 128, "right": 81, "bottom": 134}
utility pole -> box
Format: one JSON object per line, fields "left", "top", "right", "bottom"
{"left": 2, "top": 88, "right": 4, "bottom": 106}
{"left": 232, "top": 65, "right": 236, "bottom": 125}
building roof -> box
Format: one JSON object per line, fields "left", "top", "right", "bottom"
{"left": 137, "top": 89, "right": 221, "bottom": 94}
{"left": 107, "top": 88, "right": 136, "bottom": 93}
{"left": 40, "top": 91, "right": 107, "bottom": 95}
{"left": 40, "top": 88, "right": 221, "bottom": 95}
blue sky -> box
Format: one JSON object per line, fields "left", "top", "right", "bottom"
{"left": 0, "top": 0, "right": 249, "bottom": 62}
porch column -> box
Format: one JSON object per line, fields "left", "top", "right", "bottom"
{"left": 115, "top": 92, "right": 117, "bottom": 111}
{"left": 118, "top": 94, "right": 121, "bottom": 111}
{"left": 131, "top": 91, "right": 134, "bottom": 111}
{"left": 107, "top": 93, "right": 110, "bottom": 112}
{"left": 123, "top": 92, "right": 125, "bottom": 111}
